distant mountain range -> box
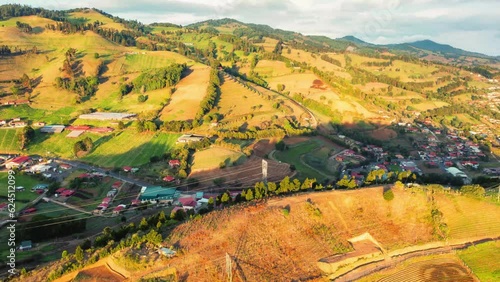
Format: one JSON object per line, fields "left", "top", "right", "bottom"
{"left": 338, "top": 36, "right": 493, "bottom": 59}
{"left": 190, "top": 18, "right": 497, "bottom": 61}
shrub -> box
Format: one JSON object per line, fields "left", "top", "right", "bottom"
{"left": 383, "top": 189, "right": 394, "bottom": 201}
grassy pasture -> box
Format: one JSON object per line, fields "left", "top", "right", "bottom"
{"left": 82, "top": 131, "right": 180, "bottom": 168}
{"left": 282, "top": 48, "right": 346, "bottom": 73}
{"left": 274, "top": 139, "right": 325, "bottom": 181}
{"left": 253, "top": 60, "right": 292, "bottom": 77}
{"left": 69, "top": 10, "right": 127, "bottom": 31}
{"left": 0, "top": 129, "right": 20, "bottom": 153}
{"left": 412, "top": 101, "right": 449, "bottom": 111}
{"left": 435, "top": 193, "right": 500, "bottom": 239}
{"left": 267, "top": 73, "right": 377, "bottom": 122}
{"left": 151, "top": 26, "right": 182, "bottom": 34}
{"left": 191, "top": 147, "right": 247, "bottom": 172}
{"left": 253, "top": 37, "right": 279, "bottom": 52}
{"left": 27, "top": 130, "right": 103, "bottom": 159}
{"left": 33, "top": 201, "right": 83, "bottom": 218}
{"left": 122, "top": 51, "right": 194, "bottom": 73}
{"left": 458, "top": 241, "right": 500, "bottom": 282}
{"left": 217, "top": 74, "right": 283, "bottom": 126}
{"left": 0, "top": 172, "right": 42, "bottom": 212}
{"left": 160, "top": 65, "right": 211, "bottom": 121}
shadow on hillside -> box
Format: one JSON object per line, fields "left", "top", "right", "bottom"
{"left": 31, "top": 27, "right": 44, "bottom": 34}
{"left": 180, "top": 67, "right": 194, "bottom": 79}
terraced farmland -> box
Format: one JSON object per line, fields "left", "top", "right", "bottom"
{"left": 435, "top": 194, "right": 500, "bottom": 239}
{"left": 378, "top": 257, "right": 473, "bottom": 282}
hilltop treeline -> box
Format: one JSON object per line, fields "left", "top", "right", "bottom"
{"left": 0, "top": 4, "right": 66, "bottom": 21}
{"left": 132, "top": 63, "right": 186, "bottom": 92}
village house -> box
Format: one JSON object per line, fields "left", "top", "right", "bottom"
{"left": 169, "top": 159, "right": 180, "bottom": 168}
{"left": 5, "top": 156, "right": 32, "bottom": 169}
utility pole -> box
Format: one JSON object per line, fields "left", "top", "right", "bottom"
{"left": 226, "top": 253, "right": 232, "bottom": 282}
{"left": 262, "top": 159, "right": 268, "bottom": 195}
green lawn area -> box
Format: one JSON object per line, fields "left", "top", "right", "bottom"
{"left": 0, "top": 172, "right": 44, "bottom": 212}
{"left": 191, "top": 147, "right": 247, "bottom": 171}
{"left": 0, "top": 129, "right": 20, "bottom": 153}
{"left": 27, "top": 130, "right": 103, "bottom": 158}
{"left": 82, "top": 131, "right": 181, "bottom": 168}
{"left": 274, "top": 140, "right": 326, "bottom": 181}
{"left": 122, "top": 52, "right": 193, "bottom": 73}
{"left": 458, "top": 241, "right": 500, "bottom": 282}
{"left": 34, "top": 201, "right": 83, "bottom": 218}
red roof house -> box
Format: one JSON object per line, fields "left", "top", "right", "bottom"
{"left": 102, "top": 197, "right": 112, "bottom": 204}
{"left": 6, "top": 156, "right": 31, "bottom": 169}
{"left": 178, "top": 197, "right": 197, "bottom": 208}
{"left": 123, "top": 166, "right": 132, "bottom": 172}
{"left": 163, "top": 176, "right": 175, "bottom": 182}
{"left": 113, "top": 205, "right": 125, "bottom": 214}
{"left": 112, "top": 181, "right": 122, "bottom": 189}
{"left": 66, "top": 125, "right": 91, "bottom": 131}
{"left": 88, "top": 127, "right": 114, "bottom": 133}
{"left": 0, "top": 203, "right": 7, "bottom": 211}
{"left": 97, "top": 203, "right": 109, "bottom": 210}
{"left": 169, "top": 160, "right": 180, "bottom": 167}
{"left": 61, "top": 190, "right": 75, "bottom": 197}
{"left": 78, "top": 173, "right": 91, "bottom": 178}
{"left": 55, "top": 188, "right": 67, "bottom": 194}
{"left": 131, "top": 199, "right": 141, "bottom": 206}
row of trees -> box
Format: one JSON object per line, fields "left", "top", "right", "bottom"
{"left": 194, "top": 69, "right": 221, "bottom": 123}
{"left": 320, "top": 54, "right": 342, "bottom": 67}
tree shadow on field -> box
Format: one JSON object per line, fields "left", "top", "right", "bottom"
{"left": 178, "top": 272, "right": 189, "bottom": 282}
{"left": 180, "top": 67, "right": 194, "bottom": 79}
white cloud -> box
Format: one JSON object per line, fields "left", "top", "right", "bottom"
{"left": 2, "top": 0, "right": 499, "bottom": 55}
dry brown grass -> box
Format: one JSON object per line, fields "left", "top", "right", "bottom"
{"left": 160, "top": 64, "right": 211, "bottom": 121}
{"left": 253, "top": 37, "right": 279, "bottom": 52}
{"left": 162, "top": 187, "right": 437, "bottom": 281}
{"left": 370, "top": 128, "right": 398, "bottom": 140}
{"left": 267, "top": 73, "right": 377, "bottom": 123}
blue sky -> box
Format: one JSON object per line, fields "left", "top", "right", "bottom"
{"left": 3, "top": 0, "right": 499, "bottom": 56}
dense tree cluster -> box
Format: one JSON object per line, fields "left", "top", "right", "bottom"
{"left": 15, "top": 21, "right": 32, "bottom": 33}
{"left": 133, "top": 63, "right": 186, "bottom": 92}
{"left": 73, "top": 137, "right": 93, "bottom": 156}
{"left": 55, "top": 76, "right": 99, "bottom": 100}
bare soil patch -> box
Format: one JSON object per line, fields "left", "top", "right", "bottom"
{"left": 370, "top": 128, "right": 398, "bottom": 140}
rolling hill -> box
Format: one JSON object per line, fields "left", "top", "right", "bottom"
{"left": 17, "top": 186, "right": 500, "bottom": 281}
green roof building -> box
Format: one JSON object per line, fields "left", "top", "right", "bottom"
{"left": 139, "top": 186, "right": 179, "bottom": 202}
